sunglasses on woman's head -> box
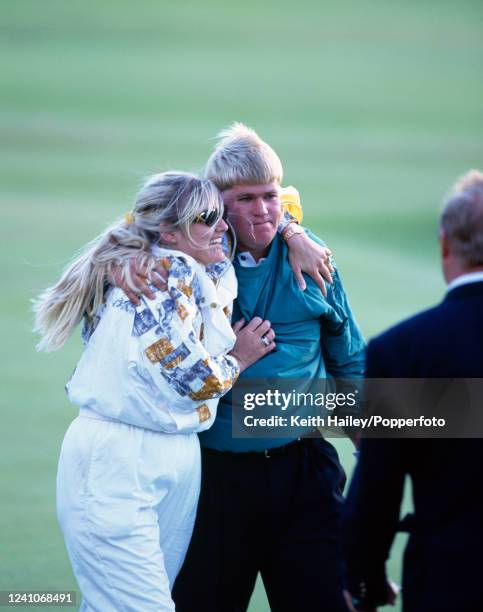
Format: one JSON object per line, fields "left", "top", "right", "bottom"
{"left": 192, "top": 209, "right": 222, "bottom": 227}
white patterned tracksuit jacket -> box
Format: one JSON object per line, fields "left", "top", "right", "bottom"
{"left": 67, "top": 248, "right": 239, "bottom": 432}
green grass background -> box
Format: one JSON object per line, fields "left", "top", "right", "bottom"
{"left": 1, "top": 0, "right": 482, "bottom": 610}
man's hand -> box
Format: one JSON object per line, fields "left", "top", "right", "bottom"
{"left": 343, "top": 591, "right": 362, "bottom": 612}
{"left": 108, "top": 257, "right": 168, "bottom": 305}
{"left": 286, "top": 232, "right": 334, "bottom": 294}
{"left": 351, "top": 431, "right": 362, "bottom": 451}
{"left": 384, "top": 580, "right": 398, "bottom": 606}
{"left": 343, "top": 580, "right": 398, "bottom": 611}
{"left": 343, "top": 590, "right": 378, "bottom": 612}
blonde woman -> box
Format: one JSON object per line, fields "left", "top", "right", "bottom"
{"left": 34, "top": 172, "right": 275, "bottom": 611}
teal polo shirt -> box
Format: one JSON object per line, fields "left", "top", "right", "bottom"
{"left": 199, "top": 233, "right": 365, "bottom": 452}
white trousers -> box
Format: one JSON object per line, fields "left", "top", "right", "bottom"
{"left": 57, "top": 414, "right": 201, "bottom": 611}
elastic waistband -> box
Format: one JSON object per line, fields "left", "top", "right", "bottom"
{"left": 77, "top": 407, "right": 199, "bottom": 439}
{"left": 78, "top": 407, "right": 120, "bottom": 423}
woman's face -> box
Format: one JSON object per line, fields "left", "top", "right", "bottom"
{"left": 165, "top": 213, "right": 228, "bottom": 266}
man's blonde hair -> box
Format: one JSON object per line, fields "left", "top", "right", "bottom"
{"left": 440, "top": 169, "right": 483, "bottom": 268}
{"left": 205, "top": 122, "right": 283, "bottom": 190}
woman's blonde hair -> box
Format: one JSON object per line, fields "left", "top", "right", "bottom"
{"left": 33, "top": 171, "right": 223, "bottom": 352}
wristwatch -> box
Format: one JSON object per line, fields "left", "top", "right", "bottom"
{"left": 282, "top": 222, "right": 305, "bottom": 242}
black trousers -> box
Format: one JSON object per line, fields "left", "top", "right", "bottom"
{"left": 172, "top": 437, "right": 350, "bottom": 612}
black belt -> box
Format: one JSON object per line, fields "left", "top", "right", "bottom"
{"left": 203, "top": 430, "right": 321, "bottom": 459}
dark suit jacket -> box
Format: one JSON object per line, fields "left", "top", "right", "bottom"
{"left": 344, "top": 280, "right": 483, "bottom": 612}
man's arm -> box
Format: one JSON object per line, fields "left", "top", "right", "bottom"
{"left": 318, "top": 264, "right": 366, "bottom": 379}
{"left": 343, "top": 338, "right": 405, "bottom": 610}
{"left": 343, "top": 437, "right": 404, "bottom": 609}
{"left": 315, "top": 262, "right": 366, "bottom": 445}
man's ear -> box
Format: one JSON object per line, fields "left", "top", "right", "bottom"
{"left": 440, "top": 229, "right": 451, "bottom": 259}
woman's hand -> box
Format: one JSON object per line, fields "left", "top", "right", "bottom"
{"left": 108, "top": 258, "right": 168, "bottom": 305}
{"left": 286, "top": 232, "right": 334, "bottom": 294}
{"left": 229, "top": 317, "right": 275, "bottom": 371}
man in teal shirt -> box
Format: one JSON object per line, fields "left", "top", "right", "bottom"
{"left": 173, "top": 123, "right": 365, "bottom": 612}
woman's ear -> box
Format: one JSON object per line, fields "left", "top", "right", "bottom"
{"left": 158, "top": 225, "right": 178, "bottom": 246}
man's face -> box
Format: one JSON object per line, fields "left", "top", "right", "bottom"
{"left": 221, "top": 182, "right": 282, "bottom": 256}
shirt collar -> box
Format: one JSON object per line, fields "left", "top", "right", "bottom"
{"left": 236, "top": 251, "right": 267, "bottom": 267}
{"left": 447, "top": 271, "right": 483, "bottom": 292}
